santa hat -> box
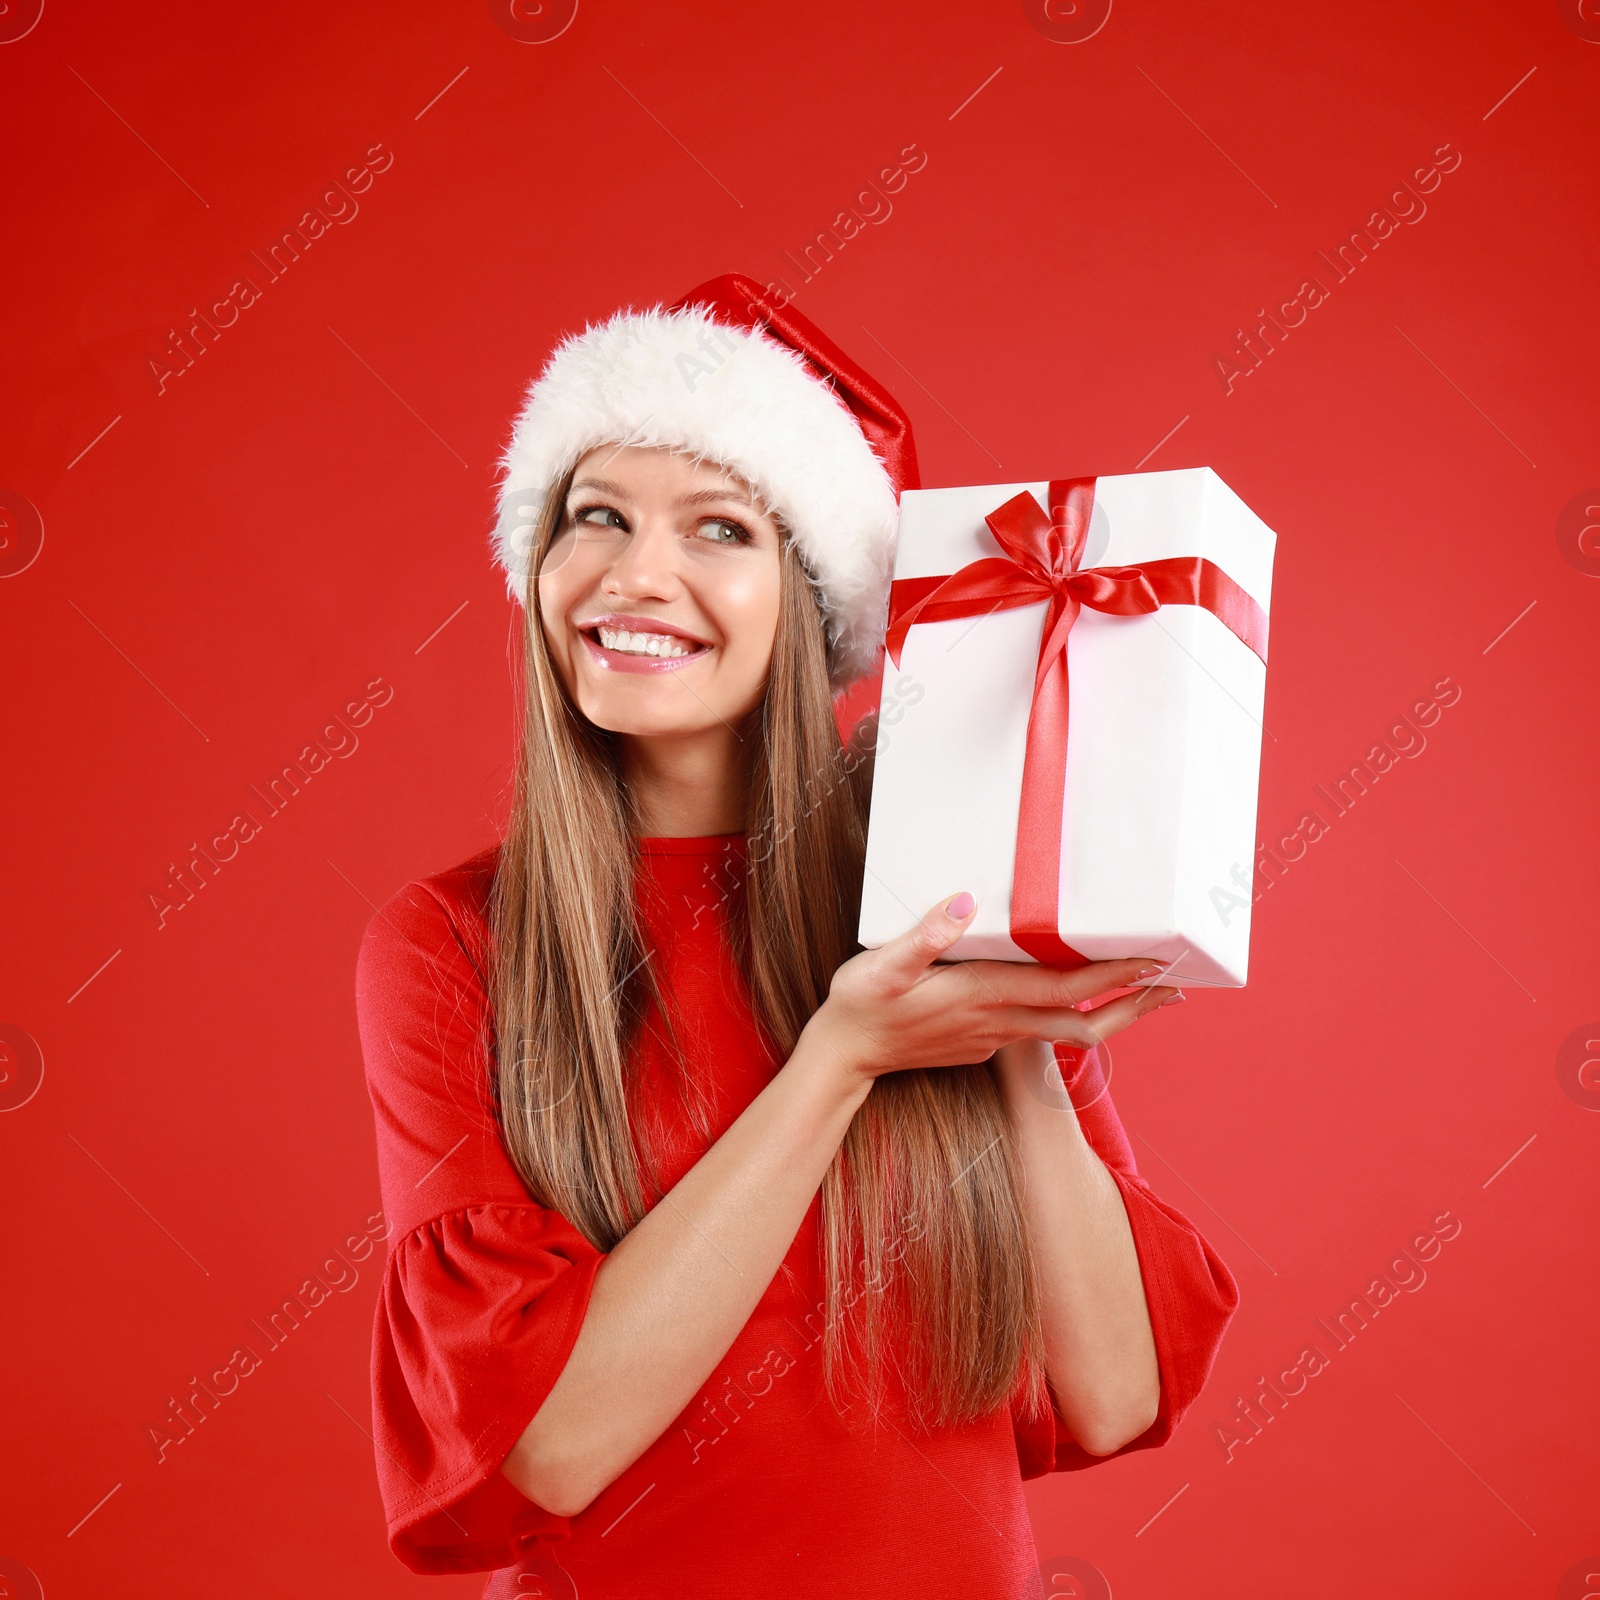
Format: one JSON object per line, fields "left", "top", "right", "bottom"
{"left": 491, "top": 273, "right": 919, "bottom": 688}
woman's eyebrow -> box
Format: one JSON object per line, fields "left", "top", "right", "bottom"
{"left": 566, "top": 477, "right": 760, "bottom": 513}
{"left": 567, "top": 476, "right": 629, "bottom": 498}
{"left": 677, "top": 485, "right": 755, "bottom": 508}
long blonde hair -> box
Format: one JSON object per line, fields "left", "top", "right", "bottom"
{"left": 489, "top": 465, "right": 1048, "bottom": 1429}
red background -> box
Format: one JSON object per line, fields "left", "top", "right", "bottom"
{"left": 2, "top": 1, "right": 1597, "bottom": 1595}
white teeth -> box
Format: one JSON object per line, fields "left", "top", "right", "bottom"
{"left": 595, "top": 626, "right": 695, "bottom": 658}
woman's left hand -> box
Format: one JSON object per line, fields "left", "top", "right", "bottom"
{"left": 991, "top": 956, "right": 1183, "bottom": 1061}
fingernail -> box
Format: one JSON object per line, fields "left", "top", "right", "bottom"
{"left": 1159, "top": 990, "right": 1186, "bottom": 1007}
{"left": 946, "top": 892, "right": 976, "bottom": 920}
{"left": 1135, "top": 964, "right": 1164, "bottom": 980}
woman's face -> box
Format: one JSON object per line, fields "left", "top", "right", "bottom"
{"left": 537, "top": 444, "right": 785, "bottom": 740}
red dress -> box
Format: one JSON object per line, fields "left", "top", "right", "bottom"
{"left": 355, "top": 835, "right": 1238, "bottom": 1598}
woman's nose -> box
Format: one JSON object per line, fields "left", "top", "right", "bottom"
{"left": 601, "top": 515, "right": 683, "bottom": 599}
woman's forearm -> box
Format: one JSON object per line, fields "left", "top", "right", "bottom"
{"left": 501, "top": 1019, "right": 871, "bottom": 1516}
{"left": 994, "top": 1039, "right": 1160, "bottom": 1455}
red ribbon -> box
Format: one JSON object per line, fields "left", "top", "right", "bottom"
{"left": 885, "top": 477, "right": 1269, "bottom": 968}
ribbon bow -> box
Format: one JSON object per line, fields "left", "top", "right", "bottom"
{"left": 884, "top": 477, "right": 1268, "bottom": 968}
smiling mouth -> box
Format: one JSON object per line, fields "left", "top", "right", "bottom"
{"left": 587, "top": 625, "right": 703, "bottom": 659}
{"left": 578, "top": 622, "right": 714, "bottom": 673}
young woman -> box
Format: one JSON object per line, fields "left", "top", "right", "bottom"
{"left": 356, "top": 274, "right": 1238, "bottom": 1598}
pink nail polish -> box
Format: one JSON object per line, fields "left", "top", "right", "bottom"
{"left": 1135, "top": 963, "right": 1164, "bottom": 980}
{"left": 1159, "top": 991, "right": 1186, "bottom": 1007}
{"left": 946, "top": 892, "right": 976, "bottom": 919}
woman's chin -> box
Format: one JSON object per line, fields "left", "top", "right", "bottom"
{"left": 574, "top": 689, "right": 730, "bottom": 741}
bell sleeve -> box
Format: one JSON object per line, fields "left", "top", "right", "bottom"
{"left": 355, "top": 862, "right": 608, "bottom": 1573}
{"left": 1012, "top": 1042, "right": 1240, "bottom": 1478}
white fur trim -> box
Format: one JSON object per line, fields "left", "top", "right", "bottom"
{"left": 492, "top": 303, "right": 898, "bottom": 687}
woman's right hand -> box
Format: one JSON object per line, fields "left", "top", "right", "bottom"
{"left": 803, "top": 893, "right": 1179, "bottom": 1084}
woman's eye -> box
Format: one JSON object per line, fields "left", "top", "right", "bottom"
{"left": 698, "top": 518, "right": 749, "bottom": 545}
{"left": 572, "top": 505, "right": 626, "bottom": 531}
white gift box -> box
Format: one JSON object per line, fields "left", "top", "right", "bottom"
{"left": 858, "top": 468, "right": 1276, "bottom": 988}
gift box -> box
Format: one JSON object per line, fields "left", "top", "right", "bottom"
{"left": 857, "top": 468, "right": 1276, "bottom": 988}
